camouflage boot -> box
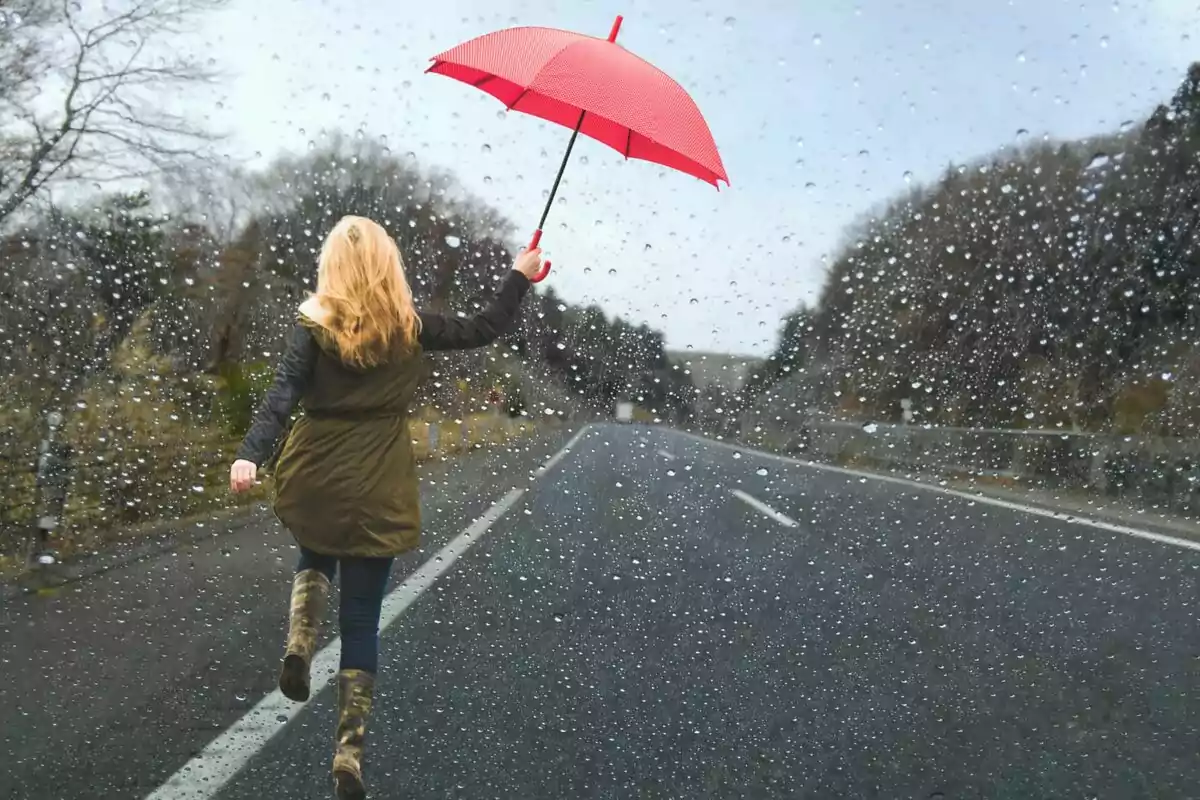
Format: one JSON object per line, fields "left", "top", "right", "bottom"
{"left": 332, "top": 668, "right": 375, "bottom": 800}
{"left": 278, "top": 568, "right": 331, "bottom": 702}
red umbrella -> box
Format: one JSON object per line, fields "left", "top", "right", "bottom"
{"left": 428, "top": 15, "right": 728, "bottom": 282}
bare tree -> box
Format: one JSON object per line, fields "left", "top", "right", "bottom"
{"left": 0, "top": 0, "right": 227, "bottom": 227}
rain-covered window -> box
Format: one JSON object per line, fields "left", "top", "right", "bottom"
{"left": 2, "top": 2, "right": 1198, "bottom": 799}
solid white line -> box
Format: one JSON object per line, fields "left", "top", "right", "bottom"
{"left": 731, "top": 489, "right": 800, "bottom": 528}
{"left": 668, "top": 428, "right": 1200, "bottom": 553}
{"left": 536, "top": 424, "right": 592, "bottom": 475}
{"left": 147, "top": 426, "right": 596, "bottom": 800}
{"left": 656, "top": 449, "right": 676, "bottom": 461}
{"left": 145, "top": 488, "right": 527, "bottom": 800}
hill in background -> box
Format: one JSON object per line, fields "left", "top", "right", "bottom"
{"left": 669, "top": 351, "right": 762, "bottom": 394}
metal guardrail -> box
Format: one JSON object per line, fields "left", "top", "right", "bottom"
{"left": 741, "top": 417, "right": 1200, "bottom": 518}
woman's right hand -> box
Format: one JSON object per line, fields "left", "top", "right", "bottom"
{"left": 513, "top": 247, "right": 543, "bottom": 280}
{"left": 230, "top": 459, "right": 258, "bottom": 493}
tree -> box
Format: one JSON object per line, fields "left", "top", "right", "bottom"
{"left": 0, "top": 0, "right": 227, "bottom": 228}
{"left": 748, "top": 61, "right": 1200, "bottom": 437}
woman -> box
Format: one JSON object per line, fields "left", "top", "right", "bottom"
{"left": 230, "top": 215, "right": 542, "bottom": 800}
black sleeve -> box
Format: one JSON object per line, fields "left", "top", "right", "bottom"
{"left": 235, "top": 323, "right": 319, "bottom": 465}
{"left": 418, "top": 270, "right": 531, "bottom": 352}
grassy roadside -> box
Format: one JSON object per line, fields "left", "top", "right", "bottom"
{"left": 0, "top": 410, "right": 539, "bottom": 583}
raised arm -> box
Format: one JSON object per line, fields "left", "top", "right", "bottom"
{"left": 235, "top": 323, "right": 319, "bottom": 466}
{"left": 418, "top": 268, "right": 533, "bottom": 352}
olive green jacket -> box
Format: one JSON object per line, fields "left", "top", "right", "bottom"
{"left": 236, "top": 270, "right": 531, "bottom": 557}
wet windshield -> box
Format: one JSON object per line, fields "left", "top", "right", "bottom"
{"left": 2, "top": 2, "right": 1198, "bottom": 798}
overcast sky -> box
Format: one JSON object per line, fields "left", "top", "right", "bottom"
{"left": 190, "top": 0, "right": 1197, "bottom": 356}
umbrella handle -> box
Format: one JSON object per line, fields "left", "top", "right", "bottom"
{"left": 527, "top": 229, "right": 552, "bottom": 282}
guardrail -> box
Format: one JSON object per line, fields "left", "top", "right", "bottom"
{"left": 740, "top": 417, "right": 1200, "bottom": 518}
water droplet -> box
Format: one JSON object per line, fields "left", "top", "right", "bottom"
{"left": 607, "top": 268, "right": 617, "bottom": 276}
{"left": 1099, "top": 35, "right": 1109, "bottom": 48}
{"left": 862, "top": 422, "right": 879, "bottom": 434}
{"left": 1000, "top": 184, "right": 1014, "bottom": 194}
{"left": 1119, "top": 119, "right": 1135, "bottom": 132}
{"left": 812, "top": 33, "right": 822, "bottom": 45}
{"left": 1085, "top": 152, "right": 1110, "bottom": 170}
{"left": 902, "top": 170, "right": 913, "bottom": 183}
{"left": 945, "top": 244, "right": 956, "bottom": 254}
{"left": 1016, "top": 51, "right": 1026, "bottom": 63}
{"left": 444, "top": 235, "right": 462, "bottom": 248}
{"left": 321, "top": 92, "right": 331, "bottom": 101}
{"left": 579, "top": 155, "right": 589, "bottom": 165}
{"left": 1016, "top": 128, "right": 1029, "bottom": 138}
{"left": 483, "top": 176, "right": 492, "bottom": 184}
{"left": 643, "top": 243, "right": 652, "bottom": 252}
{"left": 1024, "top": 411, "right": 1035, "bottom": 420}
{"left": 755, "top": 467, "right": 768, "bottom": 477}
{"left": 481, "top": 143, "right": 492, "bottom": 154}
{"left": 688, "top": 298, "right": 699, "bottom": 305}
{"left": 858, "top": 149, "right": 870, "bottom": 157}
{"left": 723, "top": 16, "right": 736, "bottom": 29}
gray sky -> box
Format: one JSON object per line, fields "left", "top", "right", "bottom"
{"left": 190, "top": 0, "right": 1197, "bottom": 356}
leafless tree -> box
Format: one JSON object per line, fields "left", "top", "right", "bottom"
{"left": 0, "top": 0, "right": 227, "bottom": 227}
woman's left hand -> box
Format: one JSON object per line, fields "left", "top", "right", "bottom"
{"left": 230, "top": 459, "right": 258, "bottom": 493}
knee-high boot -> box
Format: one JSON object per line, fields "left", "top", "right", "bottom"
{"left": 332, "top": 668, "right": 375, "bottom": 800}
{"left": 278, "top": 568, "right": 330, "bottom": 702}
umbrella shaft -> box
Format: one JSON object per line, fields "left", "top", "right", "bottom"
{"left": 537, "top": 110, "right": 587, "bottom": 232}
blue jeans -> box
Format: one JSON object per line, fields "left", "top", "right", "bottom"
{"left": 297, "top": 547, "right": 394, "bottom": 673}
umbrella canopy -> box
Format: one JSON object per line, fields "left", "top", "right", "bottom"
{"left": 428, "top": 21, "right": 728, "bottom": 188}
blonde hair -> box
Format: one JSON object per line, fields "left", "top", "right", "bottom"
{"left": 312, "top": 215, "right": 420, "bottom": 368}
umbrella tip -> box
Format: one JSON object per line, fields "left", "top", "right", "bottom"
{"left": 608, "top": 15, "right": 624, "bottom": 42}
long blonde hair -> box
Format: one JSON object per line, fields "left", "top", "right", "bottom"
{"left": 312, "top": 215, "right": 420, "bottom": 368}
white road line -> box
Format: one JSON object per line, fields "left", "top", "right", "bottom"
{"left": 656, "top": 449, "right": 676, "bottom": 461}
{"left": 146, "top": 425, "right": 596, "bottom": 800}
{"left": 669, "top": 428, "right": 1200, "bottom": 553}
{"left": 145, "top": 487, "right": 525, "bottom": 800}
{"left": 536, "top": 425, "right": 592, "bottom": 475}
{"left": 731, "top": 489, "right": 800, "bottom": 528}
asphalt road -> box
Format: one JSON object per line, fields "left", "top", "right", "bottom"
{"left": 3, "top": 423, "right": 1199, "bottom": 799}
